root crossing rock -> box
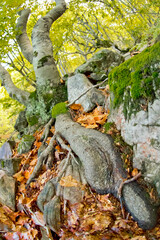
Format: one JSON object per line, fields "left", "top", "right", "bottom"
{"left": 55, "top": 113, "right": 158, "bottom": 230}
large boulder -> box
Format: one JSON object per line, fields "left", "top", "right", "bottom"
{"left": 109, "top": 100, "right": 160, "bottom": 197}
{"left": 67, "top": 73, "right": 105, "bottom": 112}
{"left": 75, "top": 49, "right": 124, "bottom": 81}
{"left": 108, "top": 42, "right": 160, "bottom": 196}
{"left": 0, "top": 170, "right": 16, "bottom": 211}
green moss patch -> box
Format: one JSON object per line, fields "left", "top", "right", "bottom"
{"left": 109, "top": 42, "right": 160, "bottom": 119}
{"left": 52, "top": 102, "right": 68, "bottom": 118}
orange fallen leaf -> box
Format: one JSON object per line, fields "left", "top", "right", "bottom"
{"left": 14, "top": 170, "right": 24, "bottom": 182}
{"left": 60, "top": 175, "right": 79, "bottom": 187}
{"left": 34, "top": 141, "right": 42, "bottom": 148}
{"left": 70, "top": 103, "right": 82, "bottom": 110}
{"left": 132, "top": 168, "right": 139, "bottom": 177}
{"left": 30, "top": 158, "right": 37, "bottom": 166}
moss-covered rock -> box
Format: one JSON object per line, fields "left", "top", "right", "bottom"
{"left": 75, "top": 49, "right": 124, "bottom": 81}
{"left": 109, "top": 42, "right": 160, "bottom": 119}
{"left": 17, "top": 135, "right": 35, "bottom": 154}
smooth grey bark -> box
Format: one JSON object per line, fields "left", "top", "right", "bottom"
{"left": 0, "top": 62, "right": 30, "bottom": 106}
{"left": 55, "top": 113, "right": 158, "bottom": 230}
{"left": 55, "top": 113, "right": 127, "bottom": 195}
{"left": 31, "top": 0, "right": 66, "bottom": 98}
{"left": 16, "top": 9, "right": 33, "bottom": 64}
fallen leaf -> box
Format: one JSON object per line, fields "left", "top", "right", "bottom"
{"left": 70, "top": 103, "right": 82, "bottom": 110}
{"left": 60, "top": 175, "right": 79, "bottom": 187}
{"left": 132, "top": 168, "right": 139, "bottom": 177}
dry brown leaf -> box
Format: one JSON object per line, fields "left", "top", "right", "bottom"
{"left": 14, "top": 170, "right": 25, "bottom": 182}
{"left": 131, "top": 237, "right": 146, "bottom": 240}
{"left": 30, "top": 158, "right": 37, "bottom": 166}
{"left": 60, "top": 175, "right": 79, "bottom": 187}
{"left": 70, "top": 103, "right": 82, "bottom": 110}
{"left": 80, "top": 211, "right": 114, "bottom": 233}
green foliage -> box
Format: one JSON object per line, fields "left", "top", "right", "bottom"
{"left": 109, "top": 42, "right": 160, "bottom": 119}
{"left": 51, "top": 102, "right": 68, "bottom": 118}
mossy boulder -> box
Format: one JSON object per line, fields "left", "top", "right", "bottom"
{"left": 75, "top": 49, "right": 124, "bottom": 81}
{"left": 109, "top": 42, "right": 160, "bottom": 119}
{"left": 17, "top": 135, "right": 35, "bottom": 154}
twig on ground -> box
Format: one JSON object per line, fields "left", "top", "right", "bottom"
{"left": 67, "top": 78, "right": 108, "bottom": 107}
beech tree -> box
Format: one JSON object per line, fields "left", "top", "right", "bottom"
{"left": 0, "top": 0, "right": 159, "bottom": 234}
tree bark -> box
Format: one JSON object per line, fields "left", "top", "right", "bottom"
{"left": 16, "top": 9, "right": 33, "bottom": 64}
{"left": 31, "top": 0, "right": 67, "bottom": 99}
{"left": 0, "top": 63, "right": 30, "bottom": 106}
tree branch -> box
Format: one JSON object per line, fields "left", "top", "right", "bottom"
{"left": 31, "top": 0, "right": 67, "bottom": 92}
{"left": 16, "top": 9, "right": 33, "bottom": 64}
{"left": 0, "top": 63, "right": 30, "bottom": 106}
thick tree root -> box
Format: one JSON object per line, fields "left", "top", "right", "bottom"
{"left": 55, "top": 113, "right": 158, "bottom": 230}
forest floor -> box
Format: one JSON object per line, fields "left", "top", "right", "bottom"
{"left": 0, "top": 89, "right": 160, "bottom": 240}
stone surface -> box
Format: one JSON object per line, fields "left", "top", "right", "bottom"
{"left": 75, "top": 49, "right": 124, "bottom": 77}
{"left": 0, "top": 141, "right": 15, "bottom": 159}
{"left": 17, "top": 135, "right": 35, "bottom": 154}
{"left": 0, "top": 158, "right": 21, "bottom": 175}
{"left": 14, "top": 110, "right": 28, "bottom": 136}
{"left": 0, "top": 170, "right": 16, "bottom": 211}
{"left": 67, "top": 73, "right": 105, "bottom": 112}
{"left": 55, "top": 113, "right": 158, "bottom": 229}
{"left": 108, "top": 98, "right": 160, "bottom": 196}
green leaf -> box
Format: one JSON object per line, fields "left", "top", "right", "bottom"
{"left": 51, "top": 102, "right": 68, "bottom": 118}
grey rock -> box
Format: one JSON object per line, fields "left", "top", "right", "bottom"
{"left": 108, "top": 98, "right": 160, "bottom": 196}
{"left": 0, "top": 158, "right": 21, "bottom": 175}
{"left": 0, "top": 141, "right": 15, "bottom": 159}
{"left": 67, "top": 73, "right": 105, "bottom": 112}
{"left": 0, "top": 170, "right": 16, "bottom": 211}
{"left": 14, "top": 110, "right": 28, "bottom": 136}
{"left": 17, "top": 135, "right": 35, "bottom": 154}
{"left": 75, "top": 49, "right": 124, "bottom": 75}
{"left": 55, "top": 113, "right": 158, "bottom": 229}
{"left": 89, "top": 72, "right": 107, "bottom": 82}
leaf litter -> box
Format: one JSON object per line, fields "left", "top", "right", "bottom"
{"left": 0, "top": 104, "right": 160, "bottom": 240}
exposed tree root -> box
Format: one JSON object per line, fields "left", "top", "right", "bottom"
{"left": 27, "top": 135, "right": 56, "bottom": 186}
